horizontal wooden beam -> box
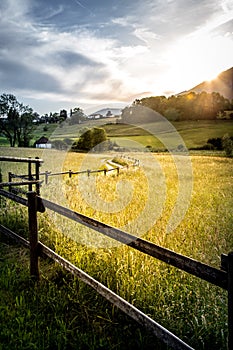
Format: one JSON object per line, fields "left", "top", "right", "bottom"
{"left": 0, "top": 180, "right": 42, "bottom": 187}
{"left": 0, "top": 189, "right": 45, "bottom": 212}
{"left": 0, "top": 156, "right": 43, "bottom": 164}
{"left": 0, "top": 188, "right": 28, "bottom": 206}
{"left": 0, "top": 224, "right": 29, "bottom": 248}
{"left": 39, "top": 241, "right": 194, "bottom": 350}
{"left": 41, "top": 197, "right": 227, "bottom": 290}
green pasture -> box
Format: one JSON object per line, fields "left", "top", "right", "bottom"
{"left": 0, "top": 148, "right": 233, "bottom": 349}
{"left": 1, "top": 119, "right": 233, "bottom": 150}
{"left": 105, "top": 120, "right": 233, "bottom": 149}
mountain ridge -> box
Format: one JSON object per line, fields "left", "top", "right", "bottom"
{"left": 179, "top": 67, "right": 233, "bottom": 100}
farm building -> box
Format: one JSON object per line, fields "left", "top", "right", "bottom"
{"left": 34, "top": 136, "right": 52, "bottom": 149}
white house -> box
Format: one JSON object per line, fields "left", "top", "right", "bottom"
{"left": 34, "top": 136, "right": 52, "bottom": 149}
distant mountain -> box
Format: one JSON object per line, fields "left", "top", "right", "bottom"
{"left": 179, "top": 67, "right": 233, "bottom": 100}
{"left": 89, "top": 107, "right": 123, "bottom": 117}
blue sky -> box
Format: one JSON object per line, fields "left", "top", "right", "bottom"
{"left": 0, "top": 0, "right": 232, "bottom": 114}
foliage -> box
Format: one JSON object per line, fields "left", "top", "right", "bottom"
{"left": 59, "top": 109, "right": 68, "bottom": 122}
{"left": 163, "top": 107, "right": 182, "bottom": 121}
{"left": 69, "top": 108, "right": 86, "bottom": 125}
{"left": 205, "top": 135, "right": 233, "bottom": 156}
{"left": 72, "top": 127, "right": 108, "bottom": 151}
{"left": 222, "top": 134, "right": 233, "bottom": 157}
{"left": 0, "top": 94, "right": 36, "bottom": 147}
{"left": 123, "top": 92, "right": 232, "bottom": 123}
{"left": 121, "top": 105, "right": 158, "bottom": 123}
{"left": 207, "top": 137, "right": 223, "bottom": 150}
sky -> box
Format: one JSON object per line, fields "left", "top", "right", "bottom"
{"left": 0, "top": 0, "right": 233, "bottom": 115}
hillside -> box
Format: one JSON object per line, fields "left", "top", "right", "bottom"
{"left": 180, "top": 67, "right": 233, "bottom": 100}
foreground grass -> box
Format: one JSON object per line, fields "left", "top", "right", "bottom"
{"left": 0, "top": 240, "right": 162, "bottom": 350}
{"left": 0, "top": 148, "right": 233, "bottom": 349}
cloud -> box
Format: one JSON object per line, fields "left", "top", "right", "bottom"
{"left": 0, "top": 0, "right": 232, "bottom": 114}
{"left": 0, "top": 58, "right": 63, "bottom": 93}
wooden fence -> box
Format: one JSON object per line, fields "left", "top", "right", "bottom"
{"left": 6, "top": 156, "right": 139, "bottom": 186}
{"left": 0, "top": 156, "right": 43, "bottom": 195}
{"left": 0, "top": 156, "right": 233, "bottom": 350}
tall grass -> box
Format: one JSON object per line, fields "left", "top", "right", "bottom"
{"left": 0, "top": 147, "right": 233, "bottom": 349}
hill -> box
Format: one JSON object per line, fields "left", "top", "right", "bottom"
{"left": 180, "top": 67, "right": 233, "bottom": 100}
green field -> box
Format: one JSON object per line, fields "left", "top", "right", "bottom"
{"left": 0, "top": 147, "right": 233, "bottom": 349}
{"left": 1, "top": 119, "right": 233, "bottom": 150}
{"left": 104, "top": 120, "right": 233, "bottom": 149}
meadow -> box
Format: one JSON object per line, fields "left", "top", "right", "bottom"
{"left": 0, "top": 147, "right": 233, "bottom": 349}
{"left": 1, "top": 119, "right": 233, "bottom": 150}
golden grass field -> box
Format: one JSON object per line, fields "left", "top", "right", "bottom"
{"left": 0, "top": 146, "right": 233, "bottom": 349}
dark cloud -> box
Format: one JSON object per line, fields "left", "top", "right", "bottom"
{"left": 0, "top": 58, "right": 63, "bottom": 93}
{"left": 55, "top": 50, "right": 104, "bottom": 68}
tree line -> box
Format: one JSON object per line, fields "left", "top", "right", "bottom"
{"left": 121, "top": 92, "right": 233, "bottom": 123}
{"left": 1, "top": 91, "right": 233, "bottom": 148}
{"left": 0, "top": 94, "right": 86, "bottom": 147}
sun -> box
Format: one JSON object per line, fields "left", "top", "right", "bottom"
{"left": 163, "top": 32, "right": 231, "bottom": 93}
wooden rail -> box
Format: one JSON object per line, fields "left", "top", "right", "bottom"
{"left": 38, "top": 242, "right": 194, "bottom": 350}
{"left": 42, "top": 197, "right": 227, "bottom": 290}
{"left": 0, "top": 220, "right": 193, "bottom": 350}
{"left": 0, "top": 156, "right": 232, "bottom": 349}
{"left": 43, "top": 166, "right": 123, "bottom": 183}
{"left": 0, "top": 156, "right": 43, "bottom": 164}
{"left": 0, "top": 190, "right": 233, "bottom": 349}
{"left": 2, "top": 156, "right": 42, "bottom": 195}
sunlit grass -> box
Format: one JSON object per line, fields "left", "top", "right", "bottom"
{"left": 0, "top": 147, "right": 233, "bottom": 349}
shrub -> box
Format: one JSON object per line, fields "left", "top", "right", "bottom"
{"left": 207, "top": 138, "right": 223, "bottom": 150}
{"left": 72, "top": 128, "right": 108, "bottom": 151}
{"left": 222, "top": 134, "right": 233, "bottom": 157}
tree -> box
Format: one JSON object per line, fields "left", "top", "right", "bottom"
{"left": 74, "top": 127, "right": 107, "bottom": 151}
{"left": 164, "top": 107, "right": 181, "bottom": 121}
{"left": 132, "top": 92, "right": 231, "bottom": 121}
{"left": 59, "top": 109, "right": 67, "bottom": 123}
{"left": 106, "top": 110, "right": 112, "bottom": 117}
{"left": 121, "top": 105, "right": 158, "bottom": 123}
{"left": 17, "top": 110, "right": 35, "bottom": 147}
{"left": 0, "top": 94, "right": 35, "bottom": 147}
{"left": 92, "top": 127, "right": 107, "bottom": 151}
{"left": 69, "top": 108, "right": 86, "bottom": 125}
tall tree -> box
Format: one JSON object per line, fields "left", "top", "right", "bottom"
{"left": 0, "top": 93, "right": 35, "bottom": 147}
{"left": 69, "top": 107, "right": 86, "bottom": 125}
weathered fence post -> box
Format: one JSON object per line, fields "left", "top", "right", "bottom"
{"left": 69, "top": 170, "right": 72, "bottom": 178}
{"left": 45, "top": 171, "right": 49, "bottom": 185}
{"left": 228, "top": 251, "right": 233, "bottom": 350}
{"left": 28, "top": 157, "right": 33, "bottom": 192}
{"left": 27, "top": 191, "right": 39, "bottom": 280}
{"left": 8, "top": 172, "right": 12, "bottom": 192}
{"left": 35, "top": 157, "right": 40, "bottom": 195}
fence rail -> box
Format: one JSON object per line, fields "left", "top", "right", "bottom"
{"left": 0, "top": 156, "right": 232, "bottom": 350}
{"left": 6, "top": 157, "right": 139, "bottom": 186}
{"left": 0, "top": 156, "right": 43, "bottom": 164}
{"left": 42, "top": 197, "right": 228, "bottom": 289}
